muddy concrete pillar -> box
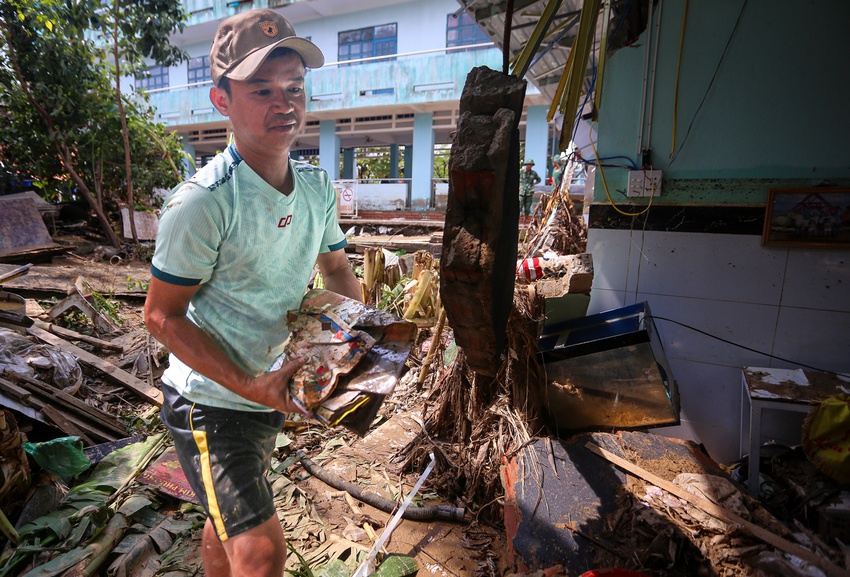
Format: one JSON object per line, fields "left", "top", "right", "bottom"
{"left": 440, "top": 67, "right": 526, "bottom": 376}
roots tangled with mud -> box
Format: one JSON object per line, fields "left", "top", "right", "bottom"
{"left": 398, "top": 287, "right": 548, "bottom": 521}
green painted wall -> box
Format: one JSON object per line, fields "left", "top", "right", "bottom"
{"left": 595, "top": 0, "right": 850, "bottom": 206}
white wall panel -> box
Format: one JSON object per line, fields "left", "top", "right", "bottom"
{"left": 584, "top": 228, "right": 850, "bottom": 465}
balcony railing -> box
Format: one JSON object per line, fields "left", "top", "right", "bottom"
{"left": 147, "top": 45, "right": 503, "bottom": 127}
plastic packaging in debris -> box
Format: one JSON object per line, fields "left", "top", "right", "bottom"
{"left": 23, "top": 436, "right": 91, "bottom": 480}
{"left": 0, "top": 328, "right": 83, "bottom": 392}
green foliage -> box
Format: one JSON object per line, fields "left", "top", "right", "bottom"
{"left": 0, "top": 0, "right": 188, "bottom": 214}
{"left": 285, "top": 541, "right": 315, "bottom": 577}
{"left": 378, "top": 279, "right": 413, "bottom": 317}
{"left": 0, "top": 435, "right": 166, "bottom": 577}
{"left": 127, "top": 276, "right": 150, "bottom": 292}
{"left": 85, "top": 285, "right": 124, "bottom": 327}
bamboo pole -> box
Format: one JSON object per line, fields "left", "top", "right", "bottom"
{"left": 417, "top": 307, "right": 447, "bottom": 385}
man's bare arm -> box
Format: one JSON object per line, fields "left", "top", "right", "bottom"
{"left": 317, "top": 249, "right": 363, "bottom": 302}
{"left": 144, "top": 276, "right": 304, "bottom": 412}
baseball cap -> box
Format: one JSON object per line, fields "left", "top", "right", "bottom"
{"left": 210, "top": 9, "right": 324, "bottom": 86}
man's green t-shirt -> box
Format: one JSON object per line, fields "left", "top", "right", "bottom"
{"left": 151, "top": 144, "right": 347, "bottom": 411}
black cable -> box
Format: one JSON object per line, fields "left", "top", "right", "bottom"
{"left": 648, "top": 315, "right": 846, "bottom": 377}
{"left": 668, "top": 0, "right": 749, "bottom": 167}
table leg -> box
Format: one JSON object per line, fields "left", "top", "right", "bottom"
{"left": 748, "top": 401, "right": 762, "bottom": 495}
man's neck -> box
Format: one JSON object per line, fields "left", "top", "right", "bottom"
{"left": 233, "top": 141, "right": 294, "bottom": 195}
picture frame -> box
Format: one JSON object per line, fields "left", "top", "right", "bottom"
{"left": 762, "top": 187, "right": 850, "bottom": 248}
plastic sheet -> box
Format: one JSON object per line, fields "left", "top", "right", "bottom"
{"left": 0, "top": 328, "right": 83, "bottom": 393}
{"left": 23, "top": 436, "right": 91, "bottom": 479}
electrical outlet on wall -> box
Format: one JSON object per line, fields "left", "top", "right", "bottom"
{"left": 627, "top": 170, "right": 663, "bottom": 197}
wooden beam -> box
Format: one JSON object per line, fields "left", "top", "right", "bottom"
{"left": 586, "top": 442, "right": 850, "bottom": 577}
{"left": 0, "top": 377, "right": 121, "bottom": 444}
{"left": 8, "top": 373, "right": 126, "bottom": 434}
{"left": 40, "top": 405, "right": 95, "bottom": 446}
{"left": 26, "top": 326, "right": 162, "bottom": 406}
{"left": 32, "top": 320, "right": 125, "bottom": 353}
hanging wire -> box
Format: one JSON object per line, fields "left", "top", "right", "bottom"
{"left": 650, "top": 316, "right": 848, "bottom": 378}
{"left": 591, "top": 123, "right": 655, "bottom": 217}
{"left": 668, "top": 0, "right": 749, "bottom": 165}
{"left": 669, "top": 0, "right": 689, "bottom": 156}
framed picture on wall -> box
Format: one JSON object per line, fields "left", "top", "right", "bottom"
{"left": 762, "top": 187, "right": 850, "bottom": 248}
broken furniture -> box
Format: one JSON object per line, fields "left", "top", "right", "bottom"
{"left": 538, "top": 302, "right": 679, "bottom": 432}
{"left": 740, "top": 366, "right": 848, "bottom": 495}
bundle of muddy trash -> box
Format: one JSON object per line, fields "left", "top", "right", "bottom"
{"left": 271, "top": 289, "right": 416, "bottom": 435}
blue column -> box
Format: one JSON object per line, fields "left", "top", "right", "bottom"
{"left": 319, "top": 119, "right": 340, "bottom": 179}
{"left": 389, "top": 144, "right": 399, "bottom": 179}
{"left": 403, "top": 145, "right": 413, "bottom": 179}
{"left": 412, "top": 113, "right": 434, "bottom": 210}
{"left": 525, "top": 105, "right": 549, "bottom": 177}
{"left": 403, "top": 145, "right": 413, "bottom": 207}
{"left": 342, "top": 148, "right": 355, "bottom": 179}
{"left": 181, "top": 142, "right": 196, "bottom": 178}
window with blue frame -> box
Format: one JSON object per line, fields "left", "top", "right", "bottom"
{"left": 137, "top": 65, "right": 169, "bottom": 91}
{"left": 338, "top": 23, "right": 397, "bottom": 63}
{"left": 447, "top": 12, "right": 490, "bottom": 49}
{"left": 188, "top": 55, "right": 212, "bottom": 84}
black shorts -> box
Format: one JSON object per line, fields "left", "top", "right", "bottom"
{"left": 161, "top": 383, "right": 286, "bottom": 541}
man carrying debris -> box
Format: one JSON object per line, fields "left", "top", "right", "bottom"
{"left": 519, "top": 159, "right": 541, "bottom": 217}
{"left": 144, "top": 10, "right": 361, "bottom": 577}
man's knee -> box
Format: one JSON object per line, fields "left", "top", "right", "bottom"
{"left": 222, "top": 516, "right": 286, "bottom": 577}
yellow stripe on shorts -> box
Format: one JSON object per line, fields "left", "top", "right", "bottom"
{"left": 190, "top": 403, "right": 228, "bottom": 541}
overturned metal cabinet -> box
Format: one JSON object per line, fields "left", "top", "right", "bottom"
{"left": 538, "top": 302, "right": 679, "bottom": 432}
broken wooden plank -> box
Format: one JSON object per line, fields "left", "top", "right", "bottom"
{"left": 586, "top": 442, "right": 850, "bottom": 577}
{"left": 0, "top": 377, "right": 121, "bottom": 444}
{"left": 40, "top": 405, "right": 95, "bottom": 446}
{"left": 7, "top": 372, "right": 127, "bottom": 434}
{"left": 26, "top": 325, "right": 163, "bottom": 406}
{"left": 32, "top": 320, "right": 124, "bottom": 353}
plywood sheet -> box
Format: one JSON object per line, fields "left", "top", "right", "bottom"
{"left": 0, "top": 198, "right": 55, "bottom": 256}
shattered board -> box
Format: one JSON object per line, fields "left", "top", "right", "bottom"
{"left": 505, "top": 432, "right": 723, "bottom": 573}
{"left": 279, "top": 290, "right": 416, "bottom": 435}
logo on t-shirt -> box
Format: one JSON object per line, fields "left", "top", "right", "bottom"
{"left": 278, "top": 215, "right": 293, "bottom": 228}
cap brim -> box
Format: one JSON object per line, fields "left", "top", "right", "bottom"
{"left": 227, "top": 37, "right": 325, "bottom": 81}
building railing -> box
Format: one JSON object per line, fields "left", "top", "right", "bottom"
{"left": 145, "top": 43, "right": 496, "bottom": 95}
{"left": 147, "top": 46, "right": 503, "bottom": 126}
{"left": 333, "top": 178, "right": 449, "bottom": 215}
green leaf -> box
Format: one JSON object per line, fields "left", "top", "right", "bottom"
{"left": 373, "top": 555, "right": 418, "bottom": 577}
{"left": 18, "top": 546, "right": 92, "bottom": 577}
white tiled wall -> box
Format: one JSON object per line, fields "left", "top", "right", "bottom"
{"left": 586, "top": 229, "right": 850, "bottom": 464}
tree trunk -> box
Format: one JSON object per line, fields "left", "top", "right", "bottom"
{"left": 112, "top": 5, "right": 138, "bottom": 245}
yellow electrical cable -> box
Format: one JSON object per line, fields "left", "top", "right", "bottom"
{"left": 590, "top": 125, "right": 654, "bottom": 217}
{"left": 670, "top": 0, "right": 689, "bottom": 157}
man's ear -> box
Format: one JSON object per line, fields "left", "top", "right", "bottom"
{"left": 210, "top": 86, "right": 230, "bottom": 117}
